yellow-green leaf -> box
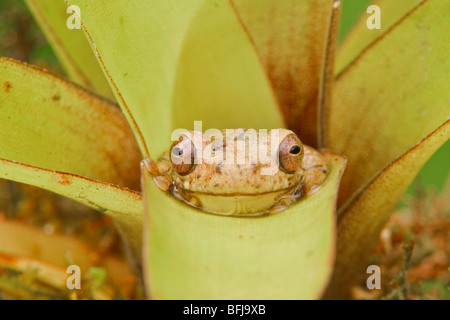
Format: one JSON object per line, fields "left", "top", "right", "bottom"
{"left": 67, "top": 0, "right": 284, "bottom": 158}
{"left": 0, "top": 57, "right": 141, "bottom": 190}
{"left": 325, "top": 119, "right": 449, "bottom": 299}
{"left": 141, "top": 151, "right": 346, "bottom": 299}
{"left": 336, "top": 0, "right": 424, "bottom": 75}
{"left": 0, "top": 57, "right": 143, "bottom": 259}
{"left": 0, "top": 158, "right": 143, "bottom": 260}
{"left": 25, "top": 0, "right": 115, "bottom": 100}
{"left": 230, "top": 0, "right": 341, "bottom": 147}
{"left": 323, "top": 0, "right": 450, "bottom": 206}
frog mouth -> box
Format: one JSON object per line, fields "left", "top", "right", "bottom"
{"left": 170, "top": 183, "right": 305, "bottom": 216}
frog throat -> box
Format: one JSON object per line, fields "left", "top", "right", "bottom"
{"left": 170, "top": 180, "right": 305, "bottom": 216}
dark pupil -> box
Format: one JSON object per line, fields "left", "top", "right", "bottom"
{"left": 289, "top": 145, "right": 301, "bottom": 155}
{"left": 173, "top": 147, "right": 183, "bottom": 156}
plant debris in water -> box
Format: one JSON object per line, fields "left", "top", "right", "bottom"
{"left": 0, "top": 180, "right": 144, "bottom": 300}
{"left": 352, "top": 179, "right": 450, "bottom": 300}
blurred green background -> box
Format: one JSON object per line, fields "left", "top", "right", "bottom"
{"left": 0, "top": 0, "right": 448, "bottom": 193}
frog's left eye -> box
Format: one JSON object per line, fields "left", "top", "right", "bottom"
{"left": 170, "top": 136, "right": 196, "bottom": 175}
{"left": 279, "top": 134, "right": 304, "bottom": 174}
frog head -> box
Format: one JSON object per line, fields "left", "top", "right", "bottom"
{"left": 144, "top": 128, "right": 327, "bottom": 215}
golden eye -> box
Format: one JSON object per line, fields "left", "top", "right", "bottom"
{"left": 170, "top": 136, "right": 196, "bottom": 175}
{"left": 279, "top": 134, "right": 304, "bottom": 174}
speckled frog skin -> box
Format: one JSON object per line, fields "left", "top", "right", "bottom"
{"left": 147, "top": 129, "right": 328, "bottom": 216}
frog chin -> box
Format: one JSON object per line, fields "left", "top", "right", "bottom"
{"left": 171, "top": 183, "right": 304, "bottom": 216}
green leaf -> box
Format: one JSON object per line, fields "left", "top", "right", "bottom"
{"left": 141, "top": 151, "right": 346, "bottom": 299}
{"left": 0, "top": 57, "right": 141, "bottom": 189}
{"left": 336, "top": 0, "right": 424, "bottom": 75}
{"left": 0, "top": 158, "right": 142, "bottom": 232}
{"left": 230, "top": 0, "right": 341, "bottom": 147}
{"left": 25, "top": 0, "right": 115, "bottom": 100}
{"left": 0, "top": 58, "right": 143, "bottom": 258}
{"left": 323, "top": 0, "right": 450, "bottom": 207}
{"left": 67, "top": 0, "right": 284, "bottom": 158}
{"left": 0, "top": 159, "right": 143, "bottom": 261}
{"left": 325, "top": 119, "right": 450, "bottom": 299}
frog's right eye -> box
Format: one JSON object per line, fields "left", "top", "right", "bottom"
{"left": 170, "top": 136, "right": 196, "bottom": 175}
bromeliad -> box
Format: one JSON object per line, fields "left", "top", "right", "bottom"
{"left": 0, "top": 0, "right": 448, "bottom": 299}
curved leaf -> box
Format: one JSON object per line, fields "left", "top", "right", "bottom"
{"left": 141, "top": 151, "right": 346, "bottom": 299}
{"left": 336, "top": 0, "right": 424, "bottom": 75}
{"left": 324, "top": 119, "right": 449, "bottom": 299}
{"left": 0, "top": 57, "right": 143, "bottom": 260}
{"left": 0, "top": 158, "right": 143, "bottom": 261}
{"left": 25, "top": 0, "right": 115, "bottom": 100}
{"left": 67, "top": 0, "right": 284, "bottom": 158}
{"left": 230, "top": 0, "right": 341, "bottom": 147}
{"left": 323, "top": 0, "right": 450, "bottom": 206}
{"left": 0, "top": 57, "right": 141, "bottom": 190}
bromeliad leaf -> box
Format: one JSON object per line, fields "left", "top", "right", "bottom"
{"left": 67, "top": 0, "right": 285, "bottom": 158}
{"left": 0, "top": 57, "right": 140, "bottom": 189}
{"left": 326, "top": 120, "right": 450, "bottom": 298}
{"left": 141, "top": 151, "right": 346, "bottom": 299}
{"left": 324, "top": 0, "right": 450, "bottom": 207}
{"left": 230, "top": 0, "right": 341, "bottom": 147}
{"left": 323, "top": 0, "right": 450, "bottom": 298}
{"left": 0, "top": 158, "right": 143, "bottom": 244}
{"left": 0, "top": 58, "right": 143, "bottom": 258}
{"left": 335, "top": 0, "right": 424, "bottom": 74}
{"left": 25, "top": 0, "right": 115, "bottom": 99}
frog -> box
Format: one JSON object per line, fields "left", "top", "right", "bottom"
{"left": 143, "top": 128, "right": 328, "bottom": 216}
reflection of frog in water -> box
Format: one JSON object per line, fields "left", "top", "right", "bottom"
{"left": 144, "top": 129, "right": 328, "bottom": 216}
